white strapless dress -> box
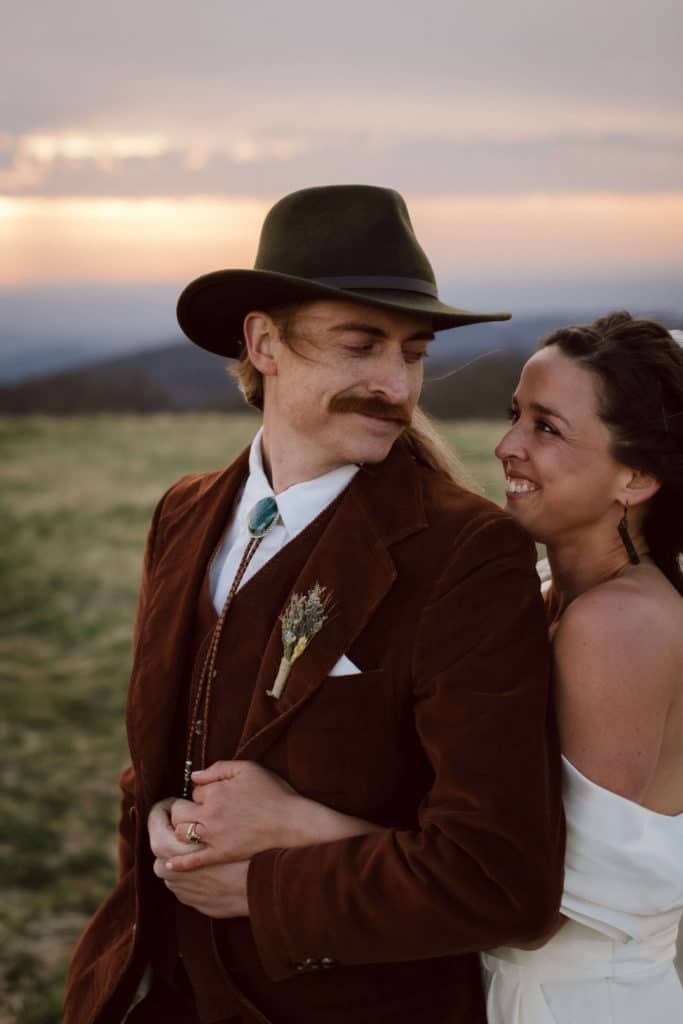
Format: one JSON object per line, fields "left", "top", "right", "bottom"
{"left": 482, "top": 756, "right": 683, "bottom": 1022}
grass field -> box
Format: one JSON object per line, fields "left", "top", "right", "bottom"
{"left": 5, "top": 414, "right": 680, "bottom": 1022}
{"left": 0, "top": 414, "right": 505, "bottom": 1023}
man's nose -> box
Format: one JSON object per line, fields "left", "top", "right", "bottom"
{"left": 368, "top": 352, "right": 413, "bottom": 405}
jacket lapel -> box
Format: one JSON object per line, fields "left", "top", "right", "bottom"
{"left": 128, "top": 448, "right": 250, "bottom": 804}
{"left": 236, "top": 441, "right": 427, "bottom": 761}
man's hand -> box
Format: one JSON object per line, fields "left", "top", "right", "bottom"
{"left": 149, "top": 796, "right": 249, "bottom": 917}
{"left": 153, "top": 858, "right": 250, "bottom": 918}
{"left": 148, "top": 797, "right": 207, "bottom": 862}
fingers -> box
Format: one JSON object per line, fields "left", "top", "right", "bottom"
{"left": 191, "top": 760, "right": 250, "bottom": 785}
{"left": 148, "top": 800, "right": 178, "bottom": 857}
{"left": 173, "top": 820, "right": 205, "bottom": 845}
{"left": 165, "top": 847, "right": 222, "bottom": 873}
{"left": 149, "top": 810, "right": 199, "bottom": 860}
{"left": 153, "top": 857, "right": 173, "bottom": 880}
{"left": 155, "top": 860, "right": 194, "bottom": 901}
{"left": 153, "top": 849, "right": 213, "bottom": 879}
{"left": 170, "top": 798, "right": 199, "bottom": 827}
{"left": 152, "top": 796, "right": 175, "bottom": 813}
{"left": 151, "top": 833, "right": 198, "bottom": 860}
{"left": 147, "top": 799, "right": 174, "bottom": 832}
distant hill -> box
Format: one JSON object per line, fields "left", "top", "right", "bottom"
{"left": 0, "top": 341, "right": 244, "bottom": 415}
{"left": 0, "top": 331, "right": 526, "bottom": 418}
{"left": 2, "top": 311, "right": 680, "bottom": 418}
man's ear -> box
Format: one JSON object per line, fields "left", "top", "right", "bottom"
{"left": 243, "top": 312, "right": 278, "bottom": 377}
{"left": 618, "top": 468, "right": 661, "bottom": 508}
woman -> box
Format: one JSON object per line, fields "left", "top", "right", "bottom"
{"left": 482, "top": 312, "right": 683, "bottom": 1021}
{"left": 169, "top": 312, "right": 683, "bottom": 1021}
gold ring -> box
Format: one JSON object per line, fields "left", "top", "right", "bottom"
{"left": 186, "top": 823, "right": 201, "bottom": 844}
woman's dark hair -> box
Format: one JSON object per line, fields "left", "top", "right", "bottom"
{"left": 539, "top": 311, "right": 683, "bottom": 595}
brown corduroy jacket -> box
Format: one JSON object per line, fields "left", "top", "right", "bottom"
{"left": 64, "top": 438, "right": 565, "bottom": 1024}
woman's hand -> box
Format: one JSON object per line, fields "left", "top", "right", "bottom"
{"left": 165, "top": 760, "right": 380, "bottom": 873}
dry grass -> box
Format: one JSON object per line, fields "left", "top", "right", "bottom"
{"left": 1, "top": 414, "right": 260, "bottom": 1023}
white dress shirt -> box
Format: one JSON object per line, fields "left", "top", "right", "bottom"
{"left": 209, "top": 428, "right": 359, "bottom": 612}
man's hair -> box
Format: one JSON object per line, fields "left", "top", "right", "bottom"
{"left": 229, "top": 306, "right": 471, "bottom": 487}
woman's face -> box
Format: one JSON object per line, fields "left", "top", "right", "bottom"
{"left": 494, "top": 345, "right": 630, "bottom": 545}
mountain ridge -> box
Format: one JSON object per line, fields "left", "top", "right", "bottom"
{"left": 2, "top": 311, "right": 680, "bottom": 418}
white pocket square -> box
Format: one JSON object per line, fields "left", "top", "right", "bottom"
{"left": 328, "top": 654, "right": 362, "bottom": 676}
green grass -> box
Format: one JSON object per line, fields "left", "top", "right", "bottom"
{"left": 0, "top": 414, "right": 506, "bottom": 1023}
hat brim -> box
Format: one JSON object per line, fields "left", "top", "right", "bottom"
{"left": 177, "top": 269, "right": 511, "bottom": 358}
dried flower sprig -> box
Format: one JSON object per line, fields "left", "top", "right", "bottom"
{"left": 267, "top": 583, "right": 331, "bottom": 699}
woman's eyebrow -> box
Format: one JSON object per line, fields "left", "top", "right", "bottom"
{"left": 529, "top": 401, "right": 571, "bottom": 428}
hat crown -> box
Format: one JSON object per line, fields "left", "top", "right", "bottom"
{"left": 254, "top": 184, "right": 436, "bottom": 285}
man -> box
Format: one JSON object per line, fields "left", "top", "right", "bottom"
{"left": 65, "top": 185, "right": 564, "bottom": 1024}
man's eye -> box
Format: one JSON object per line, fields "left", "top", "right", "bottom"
{"left": 404, "top": 349, "right": 428, "bottom": 363}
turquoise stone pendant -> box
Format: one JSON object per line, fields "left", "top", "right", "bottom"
{"left": 248, "top": 496, "right": 280, "bottom": 538}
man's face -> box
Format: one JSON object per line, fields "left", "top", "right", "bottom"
{"left": 259, "top": 300, "right": 433, "bottom": 472}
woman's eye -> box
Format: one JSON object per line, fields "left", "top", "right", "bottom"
{"left": 507, "top": 405, "right": 519, "bottom": 422}
{"left": 537, "top": 419, "right": 559, "bottom": 436}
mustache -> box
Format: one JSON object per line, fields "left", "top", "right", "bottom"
{"left": 329, "top": 394, "right": 412, "bottom": 427}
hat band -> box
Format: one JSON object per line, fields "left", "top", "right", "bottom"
{"left": 313, "top": 275, "right": 438, "bottom": 298}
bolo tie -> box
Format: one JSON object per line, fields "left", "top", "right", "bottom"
{"left": 182, "top": 495, "right": 280, "bottom": 797}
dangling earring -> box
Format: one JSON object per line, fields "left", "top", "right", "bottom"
{"left": 617, "top": 504, "right": 640, "bottom": 566}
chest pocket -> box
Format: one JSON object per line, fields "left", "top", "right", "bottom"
{"left": 284, "top": 668, "right": 400, "bottom": 813}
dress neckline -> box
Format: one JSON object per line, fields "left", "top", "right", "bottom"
{"left": 562, "top": 755, "right": 683, "bottom": 821}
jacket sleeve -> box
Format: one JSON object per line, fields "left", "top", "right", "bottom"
{"left": 116, "top": 493, "right": 167, "bottom": 879}
{"left": 247, "top": 516, "right": 565, "bottom": 979}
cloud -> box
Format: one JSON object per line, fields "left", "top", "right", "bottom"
{"left": 0, "top": 130, "right": 681, "bottom": 197}
{"left": 2, "top": 1, "right": 681, "bottom": 134}
{"left": 2, "top": 0, "right": 680, "bottom": 203}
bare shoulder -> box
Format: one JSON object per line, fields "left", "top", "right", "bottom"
{"left": 554, "top": 568, "right": 682, "bottom": 675}
{"left": 553, "top": 568, "right": 683, "bottom": 799}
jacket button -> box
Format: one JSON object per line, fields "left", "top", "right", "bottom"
{"left": 292, "top": 957, "right": 322, "bottom": 971}
{"left": 320, "top": 957, "right": 336, "bottom": 969}
{"left": 129, "top": 804, "right": 138, "bottom": 822}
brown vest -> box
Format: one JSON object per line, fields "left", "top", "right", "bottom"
{"left": 154, "top": 501, "right": 339, "bottom": 1023}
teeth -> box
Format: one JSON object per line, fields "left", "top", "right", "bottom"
{"left": 505, "top": 477, "right": 539, "bottom": 494}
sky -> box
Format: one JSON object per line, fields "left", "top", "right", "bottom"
{"left": 1, "top": 0, "right": 682, "bottom": 377}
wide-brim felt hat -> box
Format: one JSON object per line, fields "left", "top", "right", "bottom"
{"left": 177, "top": 184, "right": 511, "bottom": 358}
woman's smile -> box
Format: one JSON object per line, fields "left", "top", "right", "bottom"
{"left": 504, "top": 473, "right": 540, "bottom": 498}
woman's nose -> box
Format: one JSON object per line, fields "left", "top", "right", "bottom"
{"left": 494, "top": 423, "right": 525, "bottom": 462}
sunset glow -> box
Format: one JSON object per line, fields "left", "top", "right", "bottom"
{"left": 0, "top": 196, "right": 268, "bottom": 285}
{"left": 2, "top": 0, "right": 681, "bottom": 380}
{"left": 2, "top": 192, "right": 682, "bottom": 288}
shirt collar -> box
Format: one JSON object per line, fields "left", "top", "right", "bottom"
{"left": 240, "top": 427, "right": 359, "bottom": 540}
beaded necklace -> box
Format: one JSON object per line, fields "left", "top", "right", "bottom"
{"left": 182, "top": 496, "right": 280, "bottom": 797}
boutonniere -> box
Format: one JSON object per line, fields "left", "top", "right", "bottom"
{"left": 267, "top": 583, "right": 331, "bottom": 699}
